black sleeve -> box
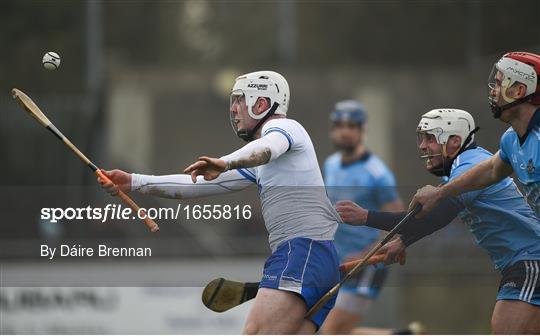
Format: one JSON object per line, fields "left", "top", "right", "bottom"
{"left": 365, "top": 197, "right": 465, "bottom": 246}
{"left": 366, "top": 211, "right": 406, "bottom": 231}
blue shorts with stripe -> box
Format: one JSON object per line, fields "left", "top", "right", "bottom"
{"left": 259, "top": 237, "right": 340, "bottom": 329}
{"left": 497, "top": 260, "right": 540, "bottom": 306}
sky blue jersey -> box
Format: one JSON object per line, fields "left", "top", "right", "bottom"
{"left": 324, "top": 152, "right": 400, "bottom": 261}
{"left": 499, "top": 108, "right": 540, "bottom": 217}
{"left": 442, "top": 146, "right": 540, "bottom": 270}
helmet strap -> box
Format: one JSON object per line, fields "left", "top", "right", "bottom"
{"left": 449, "top": 126, "right": 480, "bottom": 159}
{"left": 491, "top": 94, "right": 534, "bottom": 118}
{"left": 442, "top": 143, "right": 448, "bottom": 158}
{"left": 238, "top": 102, "right": 279, "bottom": 142}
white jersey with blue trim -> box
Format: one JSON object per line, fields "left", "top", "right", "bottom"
{"left": 443, "top": 146, "right": 540, "bottom": 270}
{"left": 237, "top": 118, "right": 340, "bottom": 251}
{"left": 499, "top": 108, "right": 540, "bottom": 217}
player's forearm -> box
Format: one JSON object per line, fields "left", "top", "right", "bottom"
{"left": 366, "top": 197, "right": 463, "bottom": 246}
{"left": 365, "top": 211, "right": 406, "bottom": 231}
{"left": 222, "top": 147, "right": 271, "bottom": 170}
{"left": 221, "top": 132, "right": 288, "bottom": 170}
{"left": 440, "top": 158, "right": 499, "bottom": 198}
{"left": 400, "top": 197, "right": 463, "bottom": 246}
{"left": 131, "top": 171, "right": 251, "bottom": 199}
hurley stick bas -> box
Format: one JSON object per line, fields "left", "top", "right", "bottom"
{"left": 202, "top": 254, "right": 390, "bottom": 313}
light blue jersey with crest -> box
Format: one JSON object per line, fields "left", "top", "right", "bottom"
{"left": 442, "top": 146, "right": 540, "bottom": 270}
{"left": 499, "top": 108, "right": 540, "bottom": 217}
{"left": 324, "top": 152, "right": 400, "bottom": 261}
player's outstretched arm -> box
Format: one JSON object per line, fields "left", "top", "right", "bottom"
{"left": 366, "top": 197, "right": 464, "bottom": 246}
{"left": 340, "top": 195, "right": 473, "bottom": 274}
{"left": 184, "top": 131, "right": 289, "bottom": 182}
{"left": 337, "top": 197, "right": 464, "bottom": 247}
{"left": 98, "top": 169, "right": 253, "bottom": 199}
{"left": 410, "top": 152, "right": 513, "bottom": 217}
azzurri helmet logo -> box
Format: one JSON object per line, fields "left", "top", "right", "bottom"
{"left": 247, "top": 83, "right": 268, "bottom": 90}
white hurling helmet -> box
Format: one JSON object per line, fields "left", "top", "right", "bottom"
{"left": 417, "top": 109, "right": 478, "bottom": 176}
{"left": 417, "top": 108, "right": 476, "bottom": 147}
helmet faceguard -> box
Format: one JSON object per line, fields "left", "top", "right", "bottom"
{"left": 229, "top": 91, "right": 248, "bottom": 140}
{"left": 488, "top": 52, "right": 540, "bottom": 118}
{"left": 229, "top": 71, "right": 289, "bottom": 141}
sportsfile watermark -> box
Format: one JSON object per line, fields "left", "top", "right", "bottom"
{"left": 40, "top": 204, "right": 253, "bottom": 223}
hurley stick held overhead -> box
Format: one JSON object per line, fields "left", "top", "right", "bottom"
{"left": 12, "top": 88, "right": 159, "bottom": 233}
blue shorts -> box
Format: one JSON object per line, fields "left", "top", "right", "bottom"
{"left": 497, "top": 260, "right": 540, "bottom": 306}
{"left": 340, "top": 264, "right": 387, "bottom": 299}
{"left": 259, "top": 237, "right": 340, "bottom": 329}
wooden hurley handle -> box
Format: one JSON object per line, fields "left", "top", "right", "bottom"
{"left": 12, "top": 88, "right": 159, "bottom": 233}
{"left": 95, "top": 170, "right": 159, "bottom": 233}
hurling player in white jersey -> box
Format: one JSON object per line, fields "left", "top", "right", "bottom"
{"left": 98, "top": 71, "right": 342, "bottom": 334}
